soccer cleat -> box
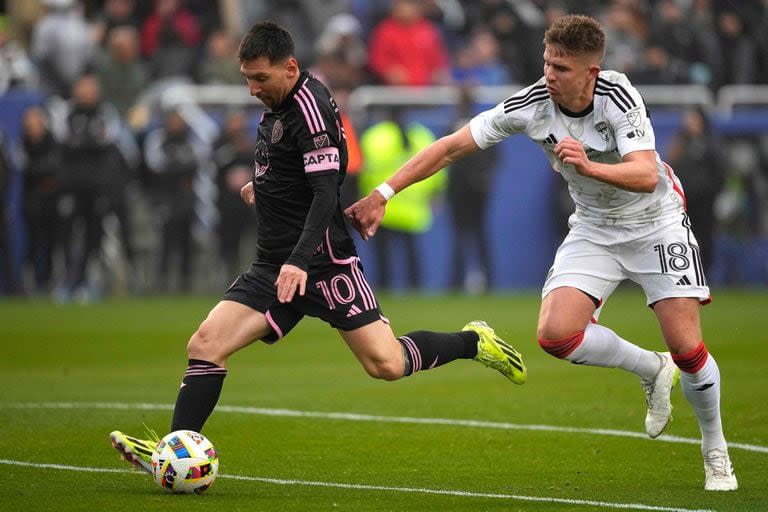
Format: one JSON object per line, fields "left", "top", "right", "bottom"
{"left": 109, "top": 430, "right": 157, "bottom": 474}
{"left": 703, "top": 448, "right": 738, "bottom": 491}
{"left": 464, "top": 320, "right": 527, "bottom": 384}
{"left": 641, "top": 352, "right": 679, "bottom": 438}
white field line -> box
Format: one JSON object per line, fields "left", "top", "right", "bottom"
{"left": 0, "top": 458, "right": 716, "bottom": 512}
{"left": 7, "top": 401, "right": 768, "bottom": 454}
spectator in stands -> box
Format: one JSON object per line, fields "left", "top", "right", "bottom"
{"left": 312, "top": 13, "right": 367, "bottom": 90}
{"left": 96, "top": 26, "right": 148, "bottom": 117}
{"left": 368, "top": 0, "right": 451, "bottom": 86}
{"left": 753, "top": 0, "right": 768, "bottom": 84}
{"left": 335, "top": 87, "right": 364, "bottom": 211}
{"left": 715, "top": 10, "right": 755, "bottom": 87}
{"left": 52, "top": 74, "right": 122, "bottom": 301}
{"left": 601, "top": 2, "right": 648, "bottom": 76}
{"left": 666, "top": 108, "right": 725, "bottom": 274}
{"left": 198, "top": 30, "right": 241, "bottom": 85}
{"left": 31, "top": 0, "right": 96, "bottom": 98}
{"left": 143, "top": 108, "right": 208, "bottom": 292}
{"left": 140, "top": 0, "right": 202, "bottom": 79}
{"left": 0, "top": 15, "right": 37, "bottom": 95}
{"left": 211, "top": 110, "right": 256, "bottom": 281}
{"left": 19, "top": 106, "right": 61, "bottom": 294}
{"left": 92, "top": 0, "right": 140, "bottom": 47}
{"left": 0, "top": 129, "right": 19, "bottom": 295}
{"left": 358, "top": 109, "right": 445, "bottom": 290}
{"left": 649, "top": 0, "right": 693, "bottom": 65}
{"left": 630, "top": 44, "right": 689, "bottom": 85}
{"left": 447, "top": 87, "right": 497, "bottom": 294}
{"left": 452, "top": 29, "right": 510, "bottom": 86}
{"left": 461, "top": 0, "right": 539, "bottom": 84}
{"left": 688, "top": 0, "right": 724, "bottom": 87}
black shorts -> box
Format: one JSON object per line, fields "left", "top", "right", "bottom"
{"left": 223, "top": 257, "right": 385, "bottom": 343}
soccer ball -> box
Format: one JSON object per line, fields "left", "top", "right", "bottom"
{"left": 151, "top": 430, "right": 219, "bottom": 494}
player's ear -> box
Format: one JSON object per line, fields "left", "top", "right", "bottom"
{"left": 587, "top": 64, "right": 601, "bottom": 80}
{"left": 285, "top": 57, "right": 299, "bottom": 78}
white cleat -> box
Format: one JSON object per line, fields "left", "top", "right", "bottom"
{"left": 641, "top": 352, "right": 679, "bottom": 438}
{"left": 703, "top": 448, "right": 738, "bottom": 491}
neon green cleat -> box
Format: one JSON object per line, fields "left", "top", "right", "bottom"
{"left": 109, "top": 430, "right": 158, "bottom": 474}
{"left": 464, "top": 320, "right": 527, "bottom": 384}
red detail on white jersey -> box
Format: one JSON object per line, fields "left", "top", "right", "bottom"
{"left": 662, "top": 161, "right": 687, "bottom": 211}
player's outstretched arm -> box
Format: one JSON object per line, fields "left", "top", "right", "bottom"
{"left": 345, "top": 125, "right": 480, "bottom": 239}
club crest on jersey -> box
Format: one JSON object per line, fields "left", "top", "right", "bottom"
{"left": 271, "top": 120, "right": 283, "bottom": 143}
{"left": 595, "top": 121, "right": 610, "bottom": 142}
{"left": 313, "top": 134, "right": 330, "bottom": 148}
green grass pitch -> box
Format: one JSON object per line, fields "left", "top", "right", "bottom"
{"left": 1, "top": 289, "right": 766, "bottom": 511}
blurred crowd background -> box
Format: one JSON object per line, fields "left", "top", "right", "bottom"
{"left": 0, "top": 0, "right": 767, "bottom": 300}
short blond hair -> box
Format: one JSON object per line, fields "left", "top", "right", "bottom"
{"left": 544, "top": 14, "right": 605, "bottom": 60}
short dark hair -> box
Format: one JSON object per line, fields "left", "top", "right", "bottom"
{"left": 238, "top": 21, "right": 295, "bottom": 63}
{"left": 543, "top": 14, "right": 605, "bottom": 59}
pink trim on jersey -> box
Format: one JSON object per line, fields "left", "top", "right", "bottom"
{"left": 300, "top": 84, "right": 326, "bottom": 131}
{"left": 293, "top": 79, "right": 326, "bottom": 134}
{"left": 295, "top": 89, "right": 321, "bottom": 133}
{"left": 325, "top": 228, "right": 356, "bottom": 265}
{"left": 662, "top": 161, "right": 687, "bottom": 211}
{"left": 303, "top": 147, "right": 340, "bottom": 173}
{"left": 265, "top": 310, "right": 284, "bottom": 339}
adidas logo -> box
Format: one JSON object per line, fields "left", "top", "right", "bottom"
{"left": 346, "top": 305, "right": 362, "bottom": 317}
{"left": 542, "top": 133, "right": 558, "bottom": 146}
{"left": 676, "top": 275, "right": 691, "bottom": 286}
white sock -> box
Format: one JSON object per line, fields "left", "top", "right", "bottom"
{"left": 679, "top": 354, "right": 727, "bottom": 454}
{"left": 565, "top": 323, "right": 661, "bottom": 379}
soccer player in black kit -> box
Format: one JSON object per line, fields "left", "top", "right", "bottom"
{"left": 109, "top": 21, "right": 526, "bottom": 476}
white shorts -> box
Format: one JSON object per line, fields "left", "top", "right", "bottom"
{"left": 542, "top": 213, "right": 710, "bottom": 311}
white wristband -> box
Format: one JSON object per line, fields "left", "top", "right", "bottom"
{"left": 375, "top": 183, "right": 395, "bottom": 201}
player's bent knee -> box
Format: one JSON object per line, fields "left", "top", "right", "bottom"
{"left": 538, "top": 330, "right": 585, "bottom": 359}
{"left": 363, "top": 359, "right": 404, "bottom": 381}
{"left": 187, "top": 321, "right": 222, "bottom": 362}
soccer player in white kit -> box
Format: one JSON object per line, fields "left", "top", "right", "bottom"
{"left": 345, "top": 14, "right": 737, "bottom": 491}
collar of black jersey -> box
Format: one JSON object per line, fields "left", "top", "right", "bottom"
{"left": 271, "top": 70, "right": 310, "bottom": 112}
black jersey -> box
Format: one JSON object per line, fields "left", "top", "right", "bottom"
{"left": 252, "top": 71, "right": 357, "bottom": 269}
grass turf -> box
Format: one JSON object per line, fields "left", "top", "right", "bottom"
{"left": 0, "top": 289, "right": 766, "bottom": 511}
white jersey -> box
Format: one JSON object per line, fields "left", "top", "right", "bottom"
{"left": 469, "top": 70, "right": 686, "bottom": 228}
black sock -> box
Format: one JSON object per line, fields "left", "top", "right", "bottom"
{"left": 398, "top": 330, "right": 478, "bottom": 375}
{"left": 170, "top": 359, "right": 227, "bottom": 432}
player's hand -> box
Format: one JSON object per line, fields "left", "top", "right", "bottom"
{"left": 343, "top": 192, "right": 387, "bottom": 241}
{"left": 275, "top": 264, "right": 307, "bottom": 303}
{"left": 555, "top": 137, "right": 593, "bottom": 177}
{"left": 240, "top": 181, "right": 255, "bottom": 206}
